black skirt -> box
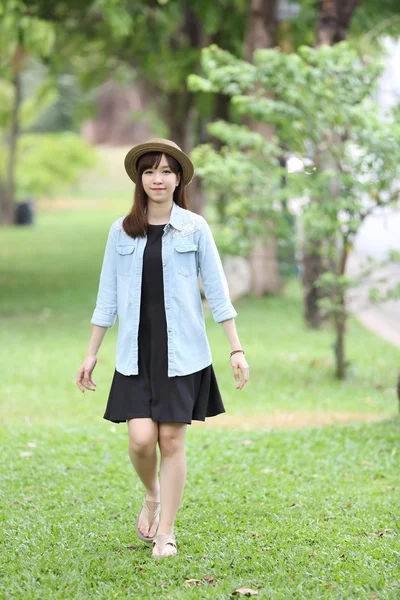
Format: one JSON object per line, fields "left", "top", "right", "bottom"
{"left": 103, "top": 223, "right": 226, "bottom": 425}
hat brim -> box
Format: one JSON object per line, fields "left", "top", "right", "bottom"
{"left": 124, "top": 142, "right": 194, "bottom": 186}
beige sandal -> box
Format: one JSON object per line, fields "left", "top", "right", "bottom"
{"left": 152, "top": 533, "right": 177, "bottom": 557}
{"left": 135, "top": 497, "right": 160, "bottom": 543}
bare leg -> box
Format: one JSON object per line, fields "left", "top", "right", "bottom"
{"left": 127, "top": 418, "right": 160, "bottom": 538}
{"left": 155, "top": 422, "right": 187, "bottom": 555}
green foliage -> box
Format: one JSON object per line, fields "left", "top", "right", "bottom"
{"left": 0, "top": 2, "right": 56, "bottom": 71}
{"left": 188, "top": 40, "right": 400, "bottom": 376}
{"left": 191, "top": 128, "right": 289, "bottom": 256}
{"left": 189, "top": 40, "right": 400, "bottom": 263}
{"left": 3, "top": 133, "right": 98, "bottom": 199}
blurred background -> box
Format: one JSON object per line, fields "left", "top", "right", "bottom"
{"left": 1, "top": 0, "right": 400, "bottom": 421}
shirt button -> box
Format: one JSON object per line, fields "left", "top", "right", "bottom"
{"left": 163, "top": 262, "right": 166, "bottom": 267}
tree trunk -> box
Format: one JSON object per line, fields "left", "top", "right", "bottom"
{"left": 302, "top": 0, "right": 360, "bottom": 323}
{"left": 334, "top": 244, "right": 349, "bottom": 378}
{"left": 243, "top": 0, "right": 282, "bottom": 296}
{"left": 163, "top": 90, "right": 195, "bottom": 154}
{"left": 245, "top": 0, "right": 278, "bottom": 54}
{"left": 302, "top": 236, "right": 325, "bottom": 328}
{"left": 316, "top": 0, "right": 361, "bottom": 46}
{"left": 161, "top": 4, "right": 207, "bottom": 216}
{"left": 80, "top": 77, "right": 152, "bottom": 145}
{"left": 334, "top": 309, "right": 346, "bottom": 379}
{"left": 1, "top": 48, "right": 23, "bottom": 226}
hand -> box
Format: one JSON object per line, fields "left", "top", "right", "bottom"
{"left": 230, "top": 352, "right": 249, "bottom": 390}
{"left": 76, "top": 355, "right": 97, "bottom": 392}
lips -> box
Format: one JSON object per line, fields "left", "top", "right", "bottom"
{"left": 151, "top": 188, "right": 165, "bottom": 191}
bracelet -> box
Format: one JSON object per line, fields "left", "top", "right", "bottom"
{"left": 230, "top": 349, "right": 245, "bottom": 358}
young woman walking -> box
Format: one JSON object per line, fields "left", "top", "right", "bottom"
{"left": 76, "top": 138, "right": 249, "bottom": 558}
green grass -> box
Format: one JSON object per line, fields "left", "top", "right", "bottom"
{"left": 1, "top": 420, "right": 399, "bottom": 599}
{"left": 1, "top": 197, "right": 399, "bottom": 598}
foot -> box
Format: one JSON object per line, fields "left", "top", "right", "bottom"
{"left": 152, "top": 532, "right": 177, "bottom": 557}
{"left": 137, "top": 494, "right": 160, "bottom": 539}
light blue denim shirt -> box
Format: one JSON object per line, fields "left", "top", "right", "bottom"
{"left": 91, "top": 201, "right": 237, "bottom": 376}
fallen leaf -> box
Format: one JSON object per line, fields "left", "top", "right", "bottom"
{"left": 19, "top": 451, "right": 34, "bottom": 457}
{"left": 27, "top": 442, "right": 36, "bottom": 448}
{"left": 364, "top": 529, "right": 390, "bottom": 537}
{"left": 251, "top": 531, "right": 259, "bottom": 537}
{"left": 211, "top": 464, "right": 230, "bottom": 473}
{"left": 204, "top": 574, "right": 217, "bottom": 586}
{"left": 126, "top": 545, "right": 139, "bottom": 550}
{"left": 184, "top": 579, "right": 202, "bottom": 588}
{"left": 324, "top": 585, "right": 340, "bottom": 589}
{"left": 113, "top": 589, "right": 131, "bottom": 598}
{"left": 370, "top": 593, "right": 378, "bottom": 599}
{"left": 232, "top": 588, "right": 258, "bottom": 596}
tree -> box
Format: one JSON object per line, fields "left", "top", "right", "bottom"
{"left": 0, "top": 1, "right": 97, "bottom": 224}
{"left": 242, "top": 0, "right": 283, "bottom": 296}
{"left": 189, "top": 41, "right": 400, "bottom": 378}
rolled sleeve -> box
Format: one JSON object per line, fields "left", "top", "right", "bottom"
{"left": 198, "top": 217, "right": 237, "bottom": 323}
{"left": 90, "top": 223, "right": 118, "bottom": 328}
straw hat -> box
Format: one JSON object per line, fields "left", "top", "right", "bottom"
{"left": 124, "top": 138, "right": 194, "bottom": 185}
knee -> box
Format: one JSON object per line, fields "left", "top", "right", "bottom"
{"left": 129, "top": 437, "right": 156, "bottom": 458}
{"left": 158, "top": 431, "right": 184, "bottom": 456}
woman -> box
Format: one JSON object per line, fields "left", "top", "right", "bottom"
{"left": 76, "top": 138, "right": 249, "bottom": 558}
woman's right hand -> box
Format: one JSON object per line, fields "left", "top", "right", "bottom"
{"left": 76, "top": 355, "right": 98, "bottom": 393}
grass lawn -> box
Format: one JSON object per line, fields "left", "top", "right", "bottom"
{"left": 0, "top": 194, "right": 399, "bottom": 598}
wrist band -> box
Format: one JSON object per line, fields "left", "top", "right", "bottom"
{"left": 230, "top": 350, "right": 245, "bottom": 358}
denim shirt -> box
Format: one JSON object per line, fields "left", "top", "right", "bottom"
{"left": 91, "top": 201, "right": 237, "bottom": 376}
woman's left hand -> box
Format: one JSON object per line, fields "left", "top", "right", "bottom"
{"left": 230, "top": 353, "right": 249, "bottom": 390}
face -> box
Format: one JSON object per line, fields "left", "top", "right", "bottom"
{"left": 141, "top": 153, "right": 181, "bottom": 202}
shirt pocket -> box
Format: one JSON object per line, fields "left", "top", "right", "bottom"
{"left": 116, "top": 244, "right": 135, "bottom": 276}
{"left": 174, "top": 244, "right": 198, "bottom": 277}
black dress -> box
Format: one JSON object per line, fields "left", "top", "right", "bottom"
{"left": 103, "top": 223, "right": 226, "bottom": 425}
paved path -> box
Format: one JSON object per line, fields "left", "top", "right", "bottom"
{"left": 346, "top": 209, "right": 400, "bottom": 349}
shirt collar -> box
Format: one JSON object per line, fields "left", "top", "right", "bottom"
{"left": 168, "top": 200, "right": 184, "bottom": 231}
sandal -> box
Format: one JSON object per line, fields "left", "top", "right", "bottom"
{"left": 135, "top": 497, "right": 161, "bottom": 543}
{"left": 152, "top": 533, "right": 177, "bottom": 557}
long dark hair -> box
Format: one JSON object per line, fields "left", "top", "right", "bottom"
{"left": 122, "top": 152, "right": 189, "bottom": 238}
